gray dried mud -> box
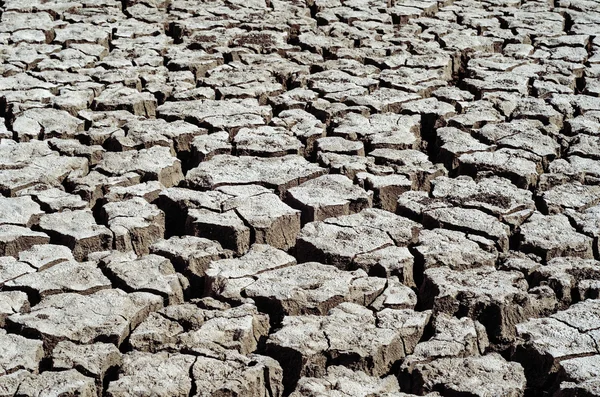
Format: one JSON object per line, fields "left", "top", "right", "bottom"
{"left": 0, "top": 0, "right": 599, "bottom": 396}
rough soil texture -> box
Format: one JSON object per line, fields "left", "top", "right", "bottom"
{"left": 0, "top": 0, "right": 599, "bottom": 396}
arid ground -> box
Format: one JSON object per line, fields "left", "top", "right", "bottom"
{"left": 0, "top": 0, "right": 599, "bottom": 395}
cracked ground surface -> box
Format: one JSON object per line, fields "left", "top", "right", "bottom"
{"left": 0, "top": 0, "right": 600, "bottom": 395}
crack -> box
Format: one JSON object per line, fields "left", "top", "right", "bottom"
{"left": 399, "top": 336, "right": 408, "bottom": 358}
{"left": 0, "top": 269, "right": 36, "bottom": 291}
{"left": 323, "top": 330, "right": 332, "bottom": 351}
{"left": 365, "top": 278, "right": 388, "bottom": 308}
{"left": 188, "top": 356, "right": 199, "bottom": 397}
{"left": 550, "top": 315, "right": 600, "bottom": 335}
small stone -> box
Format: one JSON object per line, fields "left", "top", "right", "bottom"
{"left": 122, "top": 119, "right": 207, "bottom": 156}
{"left": 104, "top": 181, "right": 165, "bottom": 203}
{"left": 566, "top": 204, "right": 600, "bottom": 256}
{"left": 530, "top": 257, "right": 600, "bottom": 307}
{"left": 12, "top": 108, "right": 84, "bottom": 141}
{"left": 369, "top": 276, "right": 418, "bottom": 311}
{"left": 66, "top": 170, "right": 141, "bottom": 208}
{"left": 267, "top": 303, "right": 430, "bottom": 391}
{"left": 420, "top": 266, "right": 551, "bottom": 342}
{"left": 332, "top": 112, "right": 421, "bottom": 151}
{"left": 129, "top": 302, "right": 269, "bottom": 355}
{"left": 396, "top": 190, "right": 441, "bottom": 220}
{"left": 53, "top": 23, "right": 111, "bottom": 46}
{"left": 353, "top": 246, "right": 414, "bottom": 284}
{"left": 232, "top": 193, "right": 301, "bottom": 250}
{"left": 0, "top": 256, "right": 35, "bottom": 287}
{"left": 0, "top": 370, "right": 31, "bottom": 397}
{"left": 150, "top": 236, "right": 230, "bottom": 284}
{"left": 540, "top": 182, "right": 600, "bottom": 214}
{"left": 156, "top": 187, "right": 231, "bottom": 233}
{"left": 318, "top": 152, "right": 373, "bottom": 180}
{"left": 401, "top": 98, "right": 457, "bottom": 126}
{"left": 270, "top": 109, "right": 325, "bottom": 158}
{"left": 18, "top": 186, "right": 88, "bottom": 213}
{"left": 356, "top": 173, "right": 412, "bottom": 212}
{"left": 511, "top": 97, "right": 564, "bottom": 129}
{"left": 432, "top": 86, "right": 475, "bottom": 105}
{"left": 290, "top": 366, "right": 403, "bottom": 397}
{"left": 17, "top": 244, "right": 74, "bottom": 271}
{"left": 190, "top": 131, "right": 232, "bottom": 164}
{"left": 407, "top": 313, "right": 489, "bottom": 363}
{"left": 514, "top": 299, "right": 600, "bottom": 388}
{"left": 435, "top": 126, "right": 492, "bottom": 171}
{"left": 191, "top": 352, "right": 283, "bottom": 397}
{"left": 307, "top": 70, "right": 377, "bottom": 102}
{"left": 459, "top": 149, "right": 540, "bottom": 189}
{"left": 48, "top": 138, "right": 105, "bottom": 166}
{"left": 431, "top": 175, "right": 535, "bottom": 228}
{"left": 475, "top": 120, "right": 560, "bottom": 164}
{"left": 157, "top": 98, "right": 271, "bottom": 133}
{"left": 368, "top": 149, "right": 446, "bottom": 191}
{"left": 0, "top": 291, "right": 29, "bottom": 327}
{"left": 233, "top": 126, "right": 303, "bottom": 157}
{"left": 346, "top": 87, "right": 422, "bottom": 113}
{"left": 267, "top": 303, "right": 430, "bottom": 385}
{"left": 554, "top": 355, "right": 600, "bottom": 397}
{"left": 316, "top": 136, "right": 365, "bottom": 156}
{"left": 463, "top": 73, "right": 529, "bottom": 97}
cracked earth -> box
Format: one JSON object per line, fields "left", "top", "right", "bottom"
{"left": 0, "top": 0, "right": 599, "bottom": 395}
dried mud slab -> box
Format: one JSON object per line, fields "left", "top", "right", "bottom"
{"left": 296, "top": 209, "right": 421, "bottom": 269}
{"left": 421, "top": 266, "right": 556, "bottom": 343}
{"left": 244, "top": 262, "right": 387, "bottom": 320}
{"left": 267, "top": 303, "right": 430, "bottom": 393}
{"left": 186, "top": 154, "right": 326, "bottom": 197}
{"left": 100, "top": 197, "right": 166, "bottom": 255}
{"left": 129, "top": 300, "right": 269, "bottom": 355}
{"left": 519, "top": 213, "right": 595, "bottom": 261}
{"left": 205, "top": 244, "right": 296, "bottom": 303}
{"left": 514, "top": 299, "right": 600, "bottom": 390}
{"left": 285, "top": 174, "right": 373, "bottom": 223}
{"left": 7, "top": 289, "right": 162, "bottom": 349}
{"left": 37, "top": 210, "right": 113, "bottom": 261}
{"left": 409, "top": 354, "right": 527, "bottom": 397}
{"left": 291, "top": 366, "right": 411, "bottom": 397}
{"left": 96, "top": 147, "right": 184, "bottom": 188}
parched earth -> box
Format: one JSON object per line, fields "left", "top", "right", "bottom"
{"left": 1, "top": 0, "right": 600, "bottom": 395}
